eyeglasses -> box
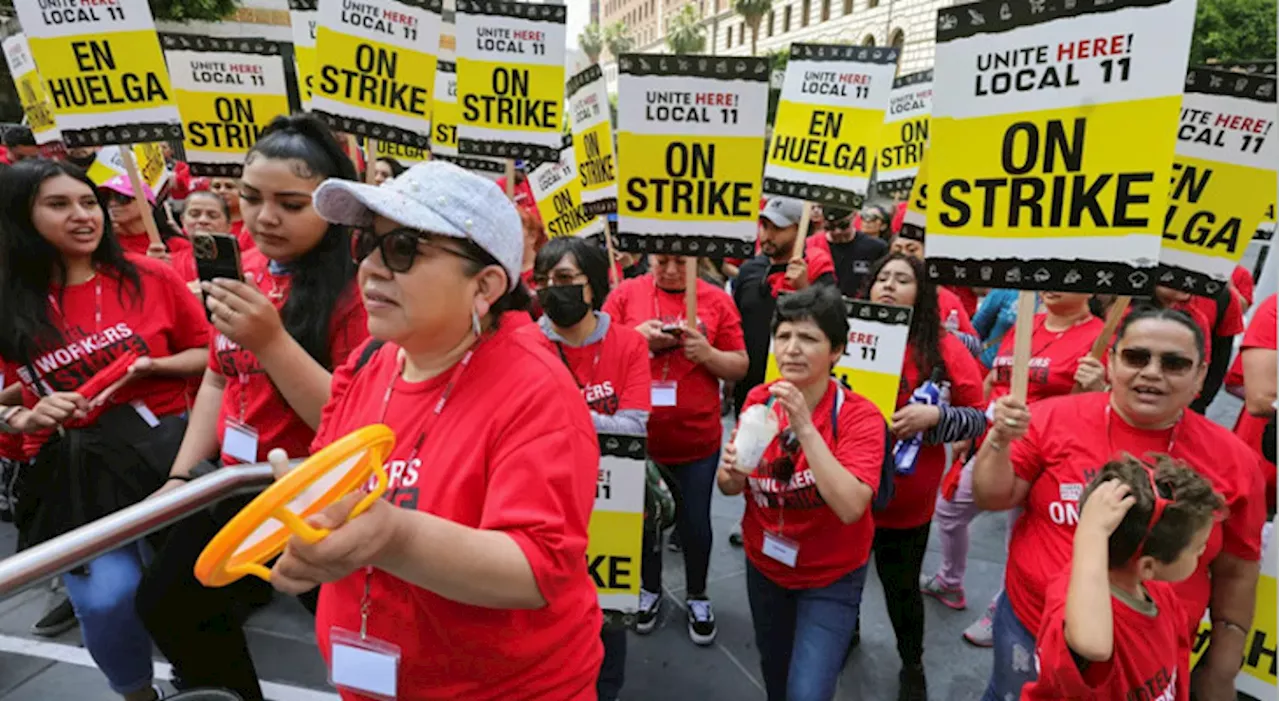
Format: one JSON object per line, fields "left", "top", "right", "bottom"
{"left": 351, "top": 227, "right": 480, "bottom": 273}
{"left": 1117, "top": 347, "right": 1196, "bottom": 375}
{"left": 104, "top": 192, "right": 134, "bottom": 206}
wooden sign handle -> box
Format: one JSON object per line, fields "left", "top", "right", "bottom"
{"left": 1090, "top": 296, "right": 1131, "bottom": 360}
{"left": 603, "top": 217, "right": 620, "bottom": 289}
{"left": 685, "top": 256, "right": 698, "bottom": 332}
{"left": 365, "top": 139, "right": 378, "bottom": 185}
{"left": 793, "top": 201, "right": 815, "bottom": 257}
{"left": 1009, "top": 291, "right": 1038, "bottom": 403}
{"left": 118, "top": 147, "right": 162, "bottom": 247}
{"left": 504, "top": 159, "right": 516, "bottom": 201}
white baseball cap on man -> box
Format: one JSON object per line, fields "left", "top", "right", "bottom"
{"left": 312, "top": 160, "right": 523, "bottom": 290}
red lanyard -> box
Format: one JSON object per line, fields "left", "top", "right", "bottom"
{"left": 47, "top": 277, "right": 103, "bottom": 334}
{"left": 359, "top": 342, "right": 477, "bottom": 640}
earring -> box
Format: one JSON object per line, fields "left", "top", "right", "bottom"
{"left": 472, "top": 308, "right": 482, "bottom": 337}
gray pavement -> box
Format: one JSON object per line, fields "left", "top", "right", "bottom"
{"left": 0, "top": 393, "right": 1246, "bottom": 700}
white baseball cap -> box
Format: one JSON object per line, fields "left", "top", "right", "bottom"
{"left": 313, "top": 160, "right": 524, "bottom": 290}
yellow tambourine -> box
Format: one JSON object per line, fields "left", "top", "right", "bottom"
{"left": 194, "top": 425, "right": 397, "bottom": 587}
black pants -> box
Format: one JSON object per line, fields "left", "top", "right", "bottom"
{"left": 597, "top": 625, "right": 627, "bottom": 700}
{"left": 871, "top": 523, "right": 932, "bottom": 666}
{"left": 137, "top": 495, "right": 314, "bottom": 701}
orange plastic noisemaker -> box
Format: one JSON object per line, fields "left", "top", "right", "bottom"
{"left": 194, "top": 425, "right": 396, "bottom": 587}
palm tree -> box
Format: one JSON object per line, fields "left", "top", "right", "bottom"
{"left": 604, "top": 21, "right": 634, "bottom": 59}
{"left": 665, "top": 4, "right": 706, "bottom": 55}
{"left": 732, "top": 0, "right": 772, "bottom": 56}
{"left": 579, "top": 23, "right": 605, "bottom": 64}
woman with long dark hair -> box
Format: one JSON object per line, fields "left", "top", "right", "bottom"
{"left": 135, "top": 114, "right": 369, "bottom": 701}
{"left": 0, "top": 159, "right": 209, "bottom": 701}
{"left": 857, "top": 253, "right": 987, "bottom": 700}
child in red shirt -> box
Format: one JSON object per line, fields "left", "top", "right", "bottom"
{"left": 1026, "top": 454, "right": 1223, "bottom": 701}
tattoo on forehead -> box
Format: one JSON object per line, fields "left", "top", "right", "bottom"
{"left": 244, "top": 153, "right": 320, "bottom": 181}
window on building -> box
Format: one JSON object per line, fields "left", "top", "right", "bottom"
{"left": 868, "top": 0, "right": 878, "bottom": 7}
{"left": 726, "top": 25, "right": 733, "bottom": 48}
{"left": 783, "top": 5, "right": 791, "bottom": 31}
{"left": 843, "top": 0, "right": 852, "bottom": 13}
{"left": 862, "top": 33, "right": 876, "bottom": 45}
{"left": 768, "top": 9, "right": 775, "bottom": 35}
{"left": 821, "top": 0, "right": 830, "bottom": 20}
{"left": 801, "top": 0, "right": 810, "bottom": 25}
{"left": 739, "top": 23, "right": 745, "bottom": 44}
{"left": 890, "top": 28, "right": 904, "bottom": 49}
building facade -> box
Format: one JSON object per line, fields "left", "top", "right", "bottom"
{"left": 602, "top": 0, "right": 953, "bottom": 91}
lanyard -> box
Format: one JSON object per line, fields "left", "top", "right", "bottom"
{"left": 47, "top": 277, "right": 103, "bottom": 335}
{"left": 1104, "top": 404, "right": 1180, "bottom": 457}
{"left": 555, "top": 342, "right": 601, "bottom": 390}
{"left": 359, "top": 343, "right": 477, "bottom": 640}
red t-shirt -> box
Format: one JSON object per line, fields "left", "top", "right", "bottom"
{"left": 945, "top": 286, "right": 979, "bottom": 318}
{"left": 938, "top": 286, "right": 977, "bottom": 336}
{"left": 1172, "top": 290, "right": 1245, "bottom": 339}
{"left": 740, "top": 381, "right": 884, "bottom": 588}
{"left": 16, "top": 255, "right": 209, "bottom": 454}
{"left": 210, "top": 249, "right": 367, "bottom": 464}
{"left": 116, "top": 232, "right": 197, "bottom": 283}
{"left": 549, "top": 321, "right": 652, "bottom": 417}
{"left": 876, "top": 334, "right": 985, "bottom": 530}
{"left": 310, "top": 319, "right": 602, "bottom": 701}
{"left": 602, "top": 274, "right": 746, "bottom": 464}
{"left": 1232, "top": 265, "right": 1256, "bottom": 310}
{"left": 1006, "top": 392, "right": 1265, "bottom": 636}
{"left": 1024, "top": 575, "right": 1189, "bottom": 701}
{"left": 990, "top": 313, "right": 1106, "bottom": 405}
{"left": 1234, "top": 294, "right": 1277, "bottom": 512}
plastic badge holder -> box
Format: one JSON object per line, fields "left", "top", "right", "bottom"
{"left": 194, "top": 425, "right": 397, "bottom": 587}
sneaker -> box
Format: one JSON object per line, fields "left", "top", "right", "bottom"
{"left": 686, "top": 597, "right": 717, "bottom": 645}
{"left": 898, "top": 663, "right": 928, "bottom": 701}
{"left": 728, "top": 525, "right": 743, "bottom": 548}
{"left": 962, "top": 602, "right": 996, "bottom": 647}
{"left": 30, "top": 595, "right": 76, "bottom": 637}
{"left": 635, "top": 589, "right": 661, "bottom": 634}
{"left": 920, "top": 574, "right": 967, "bottom": 611}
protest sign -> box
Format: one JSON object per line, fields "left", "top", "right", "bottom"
{"left": 15, "top": 0, "right": 183, "bottom": 147}
{"left": 616, "top": 54, "right": 770, "bottom": 258}
{"left": 162, "top": 35, "right": 292, "bottom": 177}
{"left": 901, "top": 151, "right": 927, "bottom": 240}
{"left": 876, "top": 69, "right": 932, "bottom": 198}
{"left": 288, "top": 0, "right": 319, "bottom": 110}
{"left": 87, "top": 143, "right": 171, "bottom": 192}
{"left": 926, "top": 0, "right": 1196, "bottom": 295}
{"left": 766, "top": 300, "right": 912, "bottom": 420}
{"left": 764, "top": 44, "right": 898, "bottom": 209}
{"left": 568, "top": 64, "right": 618, "bottom": 215}
{"left": 429, "top": 4, "right": 505, "bottom": 175}
{"left": 455, "top": 0, "right": 566, "bottom": 162}
{"left": 587, "top": 435, "right": 645, "bottom": 613}
{"left": 2, "top": 33, "right": 60, "bottom": 144}
{"left": 1190, "top": 517, "right": 1277, "bottom": 700}
{"left": 376, "top": 140, "right": 430, "bottom": 165}
{"left": 1157, "top": 67, "right": 1278, "bottom": 297}
{"left": 312, "top": 0, "right": 442, "bottom": 149}
{"left": 530, "top": 138, "right": 608, "bottom": 240}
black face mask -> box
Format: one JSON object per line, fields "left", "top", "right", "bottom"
{"left": 67, "top": 154, "right": 96, "bottom": 168}
{"left": 538, "top": 284, "right": 591, "bottom": 328}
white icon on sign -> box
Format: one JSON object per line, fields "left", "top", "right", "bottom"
{"left": 968, "top": 8, "right": 986, "bottom": 23}
{"left": 954, "top": 266, "right": 967, "bottom": 279}
{"left": 1005, "top": 268, "right": 1021, "bottom": 283}
{"left": 1063, "top": 269, "right": 1082, "bottom": 285}
{"left": 1000, "top": 3, "right": 1012, "bottom": 19}
{"left": 1096, "top": 271, "right": 1114, "bottom": 286}
{"left": 980, "top": 266, "right": 993, "bottom": 281}
{"left": 1160, "top": 270, "right": 1175, "bottom": 283}
{"left": 1029, "top": 0, "right": 1046, "bottom": 12}
{"left": 1205, "top": 281, "right": 1221, "bottom": 294}
{"left": 1033, "top": 268, "right": 1051, "bottom": 283}
{"left": 939, "top": 13, "right": 958, "bottom": 30}
{"left": 878, "top": 307, "right": 890, "bottom": 319}
{"left": 1129, "top": 272, "right": 1149, "bottom": 288}
{"left": 929, "top": 264, "right": 940, "bottom": 278}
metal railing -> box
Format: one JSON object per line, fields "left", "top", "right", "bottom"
{"left": 0, "top": 463, "right": 283, "bottom": 598}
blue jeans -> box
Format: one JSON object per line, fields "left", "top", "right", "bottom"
{"left": 746, "top": 559, "right": 868, "bottom": 701}
{"left": 63, "top": 543, "right": 155, "bottom": 694}
{"left": 981, "top": 591, "right": 1039, "bottom": 701}
{"left": 642, "top": 452, "right": 718, "bottom": 596}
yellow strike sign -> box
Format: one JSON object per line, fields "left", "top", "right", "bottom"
{"left": 3, "top": 35, "right": 60, "bottom": 143}
{"left": 289, "top": 3, "right": 318, "bottom": 108}
{"left": 457, "top": 62, "right": 562, "bottom": 134}
{"left": 1163, "top": 157, "right": 1273, "bottom": 265}
{"left": 568, "top": 64, "right": 618, "bottom": 214}
{"left": 619, "top": 134, "right": 762, "bottom": 223}
{"left": 931, "top": 99, "right": 1177, "bottom": 239}
{"left": 588, "top": 437, "right": 646, "bottom": 613}
{"left": 33, "top": 32, "right": 175, "bottom": 116}
{"left": 316, "top": 32, "right": 434, "bottom": 119}
{"left": 376, "top": 140, "right": 430, "bottom": 164}
{"left": 770, "top": 103, "right": 875, "bottom": 178}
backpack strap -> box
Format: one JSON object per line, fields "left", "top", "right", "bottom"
{"left": 353, "top": 340, "right": 386, "bottom": 374}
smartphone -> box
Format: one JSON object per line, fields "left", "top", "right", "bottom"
{"left": 193, "top": 233, "right": 243, "bottom": 284}
{"left": 192, "top": 233, "right": 243, "bottom": 319}
{"left": 661, "top": 324, "right": 685, "bottom": 337}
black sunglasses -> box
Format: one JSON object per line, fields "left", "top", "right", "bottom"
{"left": 351, "top": 227, "right": 480, "bottom": 273}
{"left": 1117, "top": 347, "right": 1196, "bottom": 375}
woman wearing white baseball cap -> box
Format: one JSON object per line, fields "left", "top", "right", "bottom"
{"left": 267, "top": 160, "right": 604, "bottom": 700}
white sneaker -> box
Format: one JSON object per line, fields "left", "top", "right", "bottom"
{"left": 635, "top": 589, "right": 661, "bottom": 634}
{"left": 686, "top": 597, "right": 717, "bottom": 646}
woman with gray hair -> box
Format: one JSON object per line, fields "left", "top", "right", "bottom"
{"left": 268, "top": 160, "right": 604, "bottom": 700}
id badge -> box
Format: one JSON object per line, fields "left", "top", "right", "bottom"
{"left": 330, "top": 627, "right": 400, "bottom": 700}
{"left": 651, "top": 380, "right": 678, "bottom": 407}
{"left": 762, "top": 531, "right": 800, "bottom": 568}
{"left": 131, "top": 401, "right": 160, "bottom": 428}
{"left": 223, "top": 420, "right": 259, "bottom": 464}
